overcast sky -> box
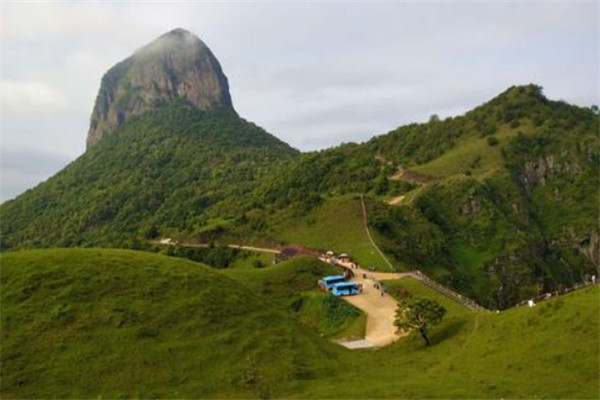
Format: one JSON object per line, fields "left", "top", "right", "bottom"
{"left": 1, "top": 1, "right": 598, "bottom": 203}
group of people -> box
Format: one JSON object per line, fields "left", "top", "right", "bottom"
{"left": 373, "top": 281, "right": 385, "bottom": 297}
{"left": 326, "top": 252, "right": 389, "bottom": 297}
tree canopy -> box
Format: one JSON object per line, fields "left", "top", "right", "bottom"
{"left": 395, "top": 297, "right": 446, "bottom": 346}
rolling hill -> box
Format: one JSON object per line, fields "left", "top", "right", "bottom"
{"left": 1, "top": 249, "right": 598, "bottom": 398}
{"left": 0, "top": 249, "right": 342, "bottom": 398}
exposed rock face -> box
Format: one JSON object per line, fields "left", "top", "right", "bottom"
{"left": 87, "top": 28, "right": 234, "bottom": 149}
{"left": 519, "top": 154, "right": 582, "bottom": 195}
{"left": 461, "top": 192, "right": 481, "bottom": 216}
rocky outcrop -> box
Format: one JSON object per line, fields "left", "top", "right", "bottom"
{"left": 519, "top": 155, "right": 582, "bottom": 195}
{"left": 461, "top": 192, "right": 482, "bottom": 216}
{"left": 87, "top": 28, "right": 235, "bottom": 149}
{"left": 579, "top": 231, "right": 600, "bottom": 267}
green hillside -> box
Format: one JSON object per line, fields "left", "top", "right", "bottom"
{"left": 0, "top": 249, "right": 342, "bottom": 399}
{"left": 227, "top": 85, "right": 598, "bottom": 308}
{"left": 298, "top": 284, "right": 599, "bottom": 399}
{"left": 0, "top": 102, "right": 297, "bottom": 249}
{"left": 268, "top": 195, "right": 392, "bottom": 270}
{"left": 1, "top": 249, "right": 598, "bottom": 398}
{"left": 224, "top": 255, "right": 366, "bottom": 340}
{"left": 384, "top": 276, "right": 470, "bottom": 317}
{"left": 223, "top": 255, "right": 340, "bottom": 305}
{"left": 277, "top": 85, "right": 597, "bottom": 309}
{"left": 2, "top": 85, "right": 598, "bottom": 309}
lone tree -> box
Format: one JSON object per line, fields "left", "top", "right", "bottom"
{"left": 395, "top": 298, "right": 446, "bottom": 346}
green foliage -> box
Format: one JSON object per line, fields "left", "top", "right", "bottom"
{"left": 486, "top": 135, "right": 499, "bottom": 146}
{"left": 395, "top": 298, "right": 447, "bottom": 346}
{"left": 270, "top": 195, "right": 392, "bottom": 270}
{"left": 0, "top": 101, "right": 297, "bottom": 249}
{"left": 224, "top": 255, "right": 340, "bottom": 306}
{"left": 385, "top": 277, "right": 468, "bottom": 318}
{"left": 289, "top": 291, "right": 365, "bottom": 339}
{"left": 0, "top": 249, "right": 340, "bottom": 398}
{"left": 164, "top": 244, "right": 245, "bottom": 269}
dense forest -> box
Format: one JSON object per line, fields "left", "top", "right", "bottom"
{"left": 0, "top": 101, "right": 296, "bottom": 248}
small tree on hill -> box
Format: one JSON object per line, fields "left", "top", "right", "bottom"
{"left": 429, "top": 114, "right": 440, "bottom": 123}
{"left": 395, "top": 298, "right": 446, "bottom": 346}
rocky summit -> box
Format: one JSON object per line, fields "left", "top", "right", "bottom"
{"left": 86, "top": 28, "right": 234, "bottom": 149}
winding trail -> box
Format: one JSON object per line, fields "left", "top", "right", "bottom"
{"left": 359, "top": 194, "right": 395, "bottom": 271}
{"left": 151, "top": 240, "right": 280, "bottom": 254}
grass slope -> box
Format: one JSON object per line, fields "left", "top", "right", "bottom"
{"left": 297, "top": 285, "right": 600, "bottom": 399}
{"left": 224, "top": 255, "right": 366, "bottom": 340}
{"left": 0, "top": 249, "right": 340, "bottom": 399}
{"left": 270, "top": 195, "right": 392, "bottom": 270}
{"left": 411, "top": 122, "right": 527, "bottom": 179}
{"left": 384, "top": 276, "right": 470, "bottom": 317}
{"left": 2, "top": 249, "right": 598, "bottom": 399}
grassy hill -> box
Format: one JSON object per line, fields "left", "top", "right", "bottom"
{"left": 384, "top": 276, "right": 471, "bottom": 317}
{"left": 298, "top": 283, "right": 599, "bottom": 399}
{"left": 268, "top": 195, "right": 392, "bottom": 270}
{"left": 2, "top": 249, "right": 598, "bottom": 398}
{"left": 224, "top": 255, "right": 366, "bottom": 340}
{"left": 0, "top": 249, "right": 342, "bottom": 399}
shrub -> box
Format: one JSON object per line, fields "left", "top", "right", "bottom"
{"left": 487, "top": 136, "right": 499, "bottom": 146}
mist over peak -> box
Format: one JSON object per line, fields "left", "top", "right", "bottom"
{"left": 87, "top": 28, "right": 234, "bottom": 149}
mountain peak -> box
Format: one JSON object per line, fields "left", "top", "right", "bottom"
{"left": 87, "top": 28, "right": 234, "bottom": 149}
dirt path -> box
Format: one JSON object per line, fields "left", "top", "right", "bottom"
{"left": 388, "top": 195, "right": 405, "bottom": 205}
{"left": 359, "top": 194, "right": 396, "bottom": 271}
{"left": 226, "top": 244, "right": 280, "bottom": 254}
{"left": 331, "top": 259, "right": 409, "bottom": 348}
{"left": 151, "top": 239, "right": 280, "bottom": 254}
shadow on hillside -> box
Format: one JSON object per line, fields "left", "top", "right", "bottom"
{"left": 431, "top": 318, "right": 468, "bottom": 346}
